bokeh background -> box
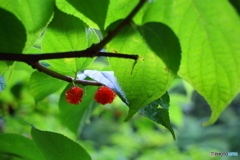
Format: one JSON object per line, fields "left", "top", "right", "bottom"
{"left": 1, "top": 57, "right": 240, "bottom": 160}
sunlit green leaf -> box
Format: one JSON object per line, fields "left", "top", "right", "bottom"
{"left": 107, "top": 21, "right": 181, "bottom": 120}
{"left": 143, "top": 0, "right": 240, "bottom": 126}
{"left": 29, "top": 71, "right": 68, "bottom": 102}
{"left": 59, "top": 84, "right": 98, "bottom": 135}
{"left": 0, "top": 61, "right": 10, "bottom": 76}
{"left": 139, "top": 92, "right": 175, "bottom": 140}
{"left": 0, "top": 134, "right": 44, "bottom": 160}
{"left": 105, "top": 0, "right": 149, "bottom": 29}
{"left": 42, "top": 8, "right": 99, "bottom": 76}
{"left": 31, "top": 127, "right": 91, "bottom": 160}
{"left": 0, "top": 0, "right": 54, "bottom": 52}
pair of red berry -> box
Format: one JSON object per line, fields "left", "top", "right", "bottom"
{"left": 65, "top": 86, "right": 116, "bottom": 105}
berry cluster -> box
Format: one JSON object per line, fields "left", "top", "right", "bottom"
{"left": 94, "top": 86, "right": 116, "bottom": 105}
{"left": 65, "top": 86, "right": 116, "bottom": 105}
{"left": 65, "top": 86, "right": 83, "bottom": 105}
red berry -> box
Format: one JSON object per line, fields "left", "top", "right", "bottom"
{"left": 65, "top": 86, "right": 83, "bottom": 105}
{"left": 94, "top": 86, "right": 116, "bottom": 105}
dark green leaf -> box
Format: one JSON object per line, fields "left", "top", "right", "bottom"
{"left": 59, "top": 84, "right": 98, "bottom": 135}
{"left": 229, "top": 0, "right": 240, "bottom": 15}
{"left": 0, "top": 8, "right": 26, "bottom": 54}
{"left": 56, "top": 0, "right": 98, "bottom": 29}
{"left": 0, "top": 134, "right": 44, "bottom": 160}
{"left": 31, "top": 127, "right": 91, "bottom": 160}
{"left": 0, "top": 0, "right": 54, "bottom": 52}
{"left": 139, "top": 92, "right": 176, "bottom": 140}
{"left": 140, "top": 22, "right": 181, "bottom": 74}
{"left": 65, "top": 0, "right": 109, "bottom": 30}
{"left": 0, "top": 8, "right": 26, "bottom": 73}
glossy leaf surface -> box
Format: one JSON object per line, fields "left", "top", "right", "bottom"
{"left": 42, "top": 9, "right": 99, "bottom": 76}
{"left": 143, "top": 0, "right": 240, "bottom": 125}
{"left": 31, "top": 127, "right": 91, "bottom": 160}
{"left": 107, "top": 21, "right": 181, "bottom": 120}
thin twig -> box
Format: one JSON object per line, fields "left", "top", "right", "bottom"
{"left": 29, "top": 61, "right": 102, "bottom": 86}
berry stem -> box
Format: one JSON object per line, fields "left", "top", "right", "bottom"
{"left": 72, "top": 72, "right": 78, "bottom": 86}
{"left": 83, "top": 86, "right": 87, "bottom": 96}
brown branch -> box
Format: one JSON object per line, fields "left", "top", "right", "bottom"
{"left": 0, "top": 0, "right": 147, "bottom": 62}
{"left": 89, "top": 0, "right": 147, "bottom": 51}
{"left": 0, "top": 0, "right": 147, "bottom": 86}
{"left": 0, "top": 51, "right": 138, "bottom": 62}
{"left": 29, "top": 61, "right": 102, "bottom": 86}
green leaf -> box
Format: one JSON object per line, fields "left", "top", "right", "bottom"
{"left": 141, "top": 22, "right": 181, "bottom": 74}
{"left": 42, "top": 8, "right": 99, "bottom": 75}
{"left": 31, "top": 127, "right": 91, "bottom": 160}
{"left": 139, "top": 92, "right": 176, "bottom": 140}
{"left": 0, "top": 134, "right": 44, "bottom": 160}
{"left": 0, "top": 61, "right": 10, "bottom": 76}
{"left": 229, "top": 0, "right": 240, "bottom": 16}
{"left": 143, "top": 0, "right": 240, "bottom": 126}
{"left": 59, "top": 84, "right": 98, "bottom": 135}
{"left": 105, "top": 0, "right": 138, "bottom": 29}
{"left": 29, "top": 71, "right": 68, "bottom": 102}
{"left": 0, "top": 0, "right": 54, "bottom": 52}
{"left": 0, "top": 8, "right": 26, "bottom": 73}
{"left": 56, "top": 0, "right": 98, "bottom": 29}
{"left": 84, "top": 70, "right": 128, "bottom": 104}
{"left": 57, "top": 0, "right": 148, "bottom": 30}
{"left": 0, "top": 8, "right": 26, "bottom": 53}
{"left": 107, "top": 21, "right": 181, "bottom": 120}
{"left": 105, "top": 0, "right": 148, "bottom": 29}
{"left": 65, "top": 0, "right": 109, "bottom": 30}
{"left": 27, "top": 46, "right": 42, "bottom": 54}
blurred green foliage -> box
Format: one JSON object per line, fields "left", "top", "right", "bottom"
{"left": 1, "top": 59, "right": 239, "bottom": 160}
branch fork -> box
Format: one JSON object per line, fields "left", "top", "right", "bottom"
{"left": 0, "top": 0, "right": 147, "bottom": 86}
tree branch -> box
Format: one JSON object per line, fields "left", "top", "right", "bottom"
{"left": 0, "top": 51, "right": 138, "bottom": 62}
{"left": 89, "top": 0, "right": 147, "bottom": 51}
{"left": 29, "top": 61, "right": 102, "bottom": 86}
{"left": 0, "top": 0, "right": 147, "bottom": 86}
